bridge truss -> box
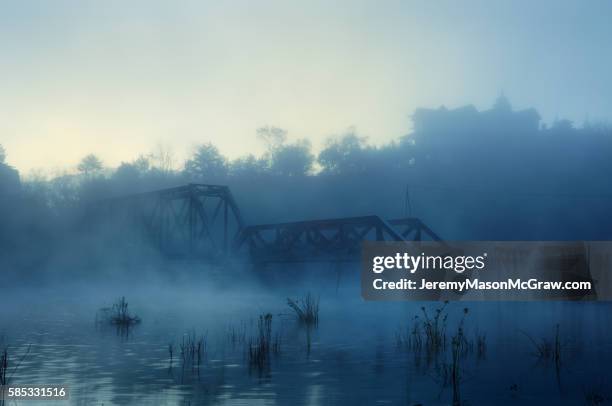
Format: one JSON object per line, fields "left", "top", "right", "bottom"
{"left": 89, "top": 184, "right": 442, "bottom": 263}
{"left": 90, "top": 184, "right": 244, "bottom": 259}
{"left": 233, "top": 215, "right": 440, "bottom": 263}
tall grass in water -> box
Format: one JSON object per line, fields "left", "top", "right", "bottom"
{"left": 248, "top": 313, "right": 280, "bottom": 372}
{"left": 0, "top": 348, "right": 7, "bottom": 385}
{"left": 583, "top": 381, "right": 610, "bottom": 406}
{"left": 396, "top": 302, "right": 451, "bottom": 357}
{"left": 0, "top": 345, "right": 31, "bottom": 387}
{"left": 475, "top": 332, "right": 487, "bottom": 358}
{"left": 287, "top": 293, "right": 319, "bottom": 326}
{"left": 0, "top": 349, "right": 6, "bottom": 406}
{"left": 97, "top": 297, "right": 141, "bottom": 327}
{"left": 522, "top": 324, "right": 563, "bottom": 389}
{"left": 431, "top": 308, "right": 469, "bottom": 406}
{"left": 449, "top": 308, "right": 470, "bottom": 406}
{"left": 110, "top": 297, "right": 141, "bottom": 326}
{"left": 521, "top": 323, "right": 561, "bottom": 364}
{"left": 395, "top": 315, "right": 422, "bottom": 349}
{"left": 421, "top": 301, "right": 449, "bottom": 352}
{"left": 180, "top": 332, "right": 206, "bottom": 365}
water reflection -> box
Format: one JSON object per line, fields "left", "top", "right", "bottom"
{"left": 1, "top": 289, "right": 612, "bottom": 405}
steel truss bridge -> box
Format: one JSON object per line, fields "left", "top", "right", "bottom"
{"left": 90, "top": 184, "right": 244, "bottom": 259}
{"left": 235, "top": 216, "right": 441, "bottom": 263}
{"left": 90, "top": 183, "right": 441, "bottom": 263}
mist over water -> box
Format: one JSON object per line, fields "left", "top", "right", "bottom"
{"left": 1, "top": 261, "right": 611, "bottom": 405}
{"left": 2, "top": 1, "right": 612, "bottom": 403}
{"left": 2, "top": 97, "right": 612, "bottom": 405}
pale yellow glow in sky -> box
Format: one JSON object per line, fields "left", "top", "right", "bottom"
{"left": 1, "top": 0, "right": 611, "bottom": 174}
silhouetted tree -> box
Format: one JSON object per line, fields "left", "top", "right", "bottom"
{"left": 255, "top": 126, "right": 314, "bottom": 177}
{"left": 133, "top": 155, "right": 151, "bottom": 173}
{"left": 21, "top": 170, "right": 48, "bottom": 205}
{"left": 0, "top": 162, "right": 20, "bottom": 196}
{"left": 0, "top": 144, "right": 5, "bottom": 164}
{"left": 113, "top": 162, "right": 140, "bottom": 182}
{"left": 184, "top": 143, "right": 228, "bottom": 180}
{"left": 270, "top": 140, "right": 314, "bottom": 176}
{"left": 47, "top": 174, "right": 79, "bottom": 208}
{"left": 229, "top": 154, "right": 269, "bottom": 178}
{"left": 318, "top": 133, "right": 368, "bottom": 174}
{"left": 77, "top": 154, "right": 103, "bottom": 176}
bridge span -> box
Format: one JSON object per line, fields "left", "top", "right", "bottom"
{"left": 234, "top": 215, "right": 441, "bottom": 263}
{"left": 90, "top": 183, "right": 441, "bottom": 263}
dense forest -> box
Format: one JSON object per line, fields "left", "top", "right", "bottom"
{"left": 2, "top": 97, "right": 612, "bottom": 277}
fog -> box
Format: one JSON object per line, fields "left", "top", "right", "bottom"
{"left": 2, "top": 1, "right": 612, "bottom": 172}
{"left": 1, "top": 96, "right": 611, "bottom": 284}
{"left": 2, "top": 2, "right": 612, "bottom": 403}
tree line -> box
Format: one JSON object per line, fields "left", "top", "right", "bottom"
{"left": 1, "top": 96, "right": 612, "bottom": 247}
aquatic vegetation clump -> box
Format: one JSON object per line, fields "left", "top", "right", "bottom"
{"left": 110, "top": 297, "right": 141, "bottom": 326}
{"left": 430, "top": 307, "right": 470, "bottom": 406}
{"left": 521, "top": 323, "right": 561, "bottom": 364}
{"left": 475, "top": 332, "right": 487, "bottom": 358}
{"left": 97, "top": 297, "right": 141, "bottom": 327}
{"left": 248, "top": 313, "right": 280, "bottom": 372}
{"left": 421, "top": 301, "right": 449, "bottom": 352}
{"left": 583, "top": 381, "right": 611, "bottom": 406}
{"left": 287, "top": 293, "right": 319, "bottom": 326}
{"left": 0, "top": 348, "right": 7, "bottom": 385}
{"left": 0, "top": 344, "right": 31, "bottom": 388}
{"left": 180, "top": 331, "right": 206, "bottom": 365}
{"left": 449, "top": 308, "right": 470, "bottom": 405}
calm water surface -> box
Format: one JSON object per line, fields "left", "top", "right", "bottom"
{"left": 1, "top": 276, "right": 611, "bottom": 405}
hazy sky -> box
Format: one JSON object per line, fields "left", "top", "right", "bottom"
{"left": 1, "top": 0, "right": 611, "bottom": 174}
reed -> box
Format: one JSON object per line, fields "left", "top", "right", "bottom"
{"left": 475, "top": 332, "right": 487, "bottom": 358}
{"left": 583, "top": 381, "right": 609, "bottom": 406}
{"left": 180, "top": 331, "right": 206, "bottom": 365}
{"left": 421, "top": 301, "right": 449, "bottom": 352}
{"left": 97, "top": 297, "right": 141, "bottom": 327}
{"left": 554, "top": 324, "right": 561, "bottom": 367}
{"left": 110, "top": 297, "right": 141, "bottom": 326}
{"left": 287, "top": 293, "right": 319, "bottom": 326}
{"left": 0, "top": 348, "right": 7, "bottom": 386}
{"left": 0, "top": 345, "right": 30, "bottom": 387}
{"left": 247, "top": 313, "right": 280, "bottom": 371}
{"left": 449, "top": 308, "right": 470, "bottom": 406}
{"left": 521, "top": 323, "right": 561, "bottom": 363}
{"left": 422, "top": 307, "right": 473, "bottom": 406}
{"left": 168, "top": 343, "right": 174, "bottom": 363}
